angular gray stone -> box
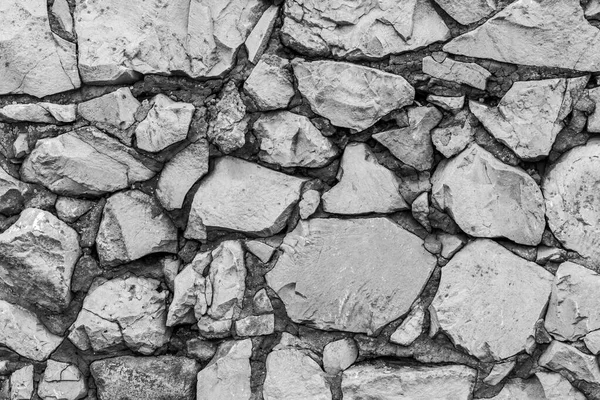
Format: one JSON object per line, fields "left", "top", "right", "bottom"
{"left": 483, "top": 360, "right": 516, "bottom": 386}
{"left": 432, "top": 0, "right": 496, "bottom": 25}
{"left": 0, "top": 208, "right": 80, "bottom": 312}
{"left": 322, "top": 143, "right": 408, "bottom": 215}
{"left": 444, "top": 0, "right": 600, "bottom": 72}
{"left": 427, "top": 94, "right": 465, "bottom": 113}
{"left": 187, "top": 157, "right": 306, "bottom": 238}
{"left": 245, "top": 55, "right": 295, "bottom": 111}
{"left": 539, "top": 341, "right": 600, "bottom": 384}
{"left": 197, "top": 340, "right": 252, "bottom": 400}
{"left": 245, "top": 5, "right": 279, "bottom": 64}
{"left": 585, "top": 330, "right": 600, "bottom": 355}
{"left": 423, "top": 56, "right": 491, "bottom": 90}
{"left": 266, "top": 218, "right": 437, "bottom": 334}
{"left": 0, "top": 103, "right": 77, "bottom": 123}
{"left": 186, "top": 338, "right": 217, "bottom": 361}
{"left": 299, "top": 189, "right": 320, "bottom": 219}
{"left": 10, "top": 365, "right": 34, "bottom": 400}
{"left": 430, "top": 239, "right": 553, "bottom": 361}
{"left": 432, "top": 144, "right": 545, "bottom": 246}
{"left": 167, "top": 263, "right": 206, "bottom": 327}
{"left": 253, "top": 288, "right": 273, "bottom": 314}
{"left": 55, "top": 197, "right": 95, "bottom": 223}
{"left": 245, "top": 241, "right": 275, "bottom": 263}
{"left": 587, "top": 87, "right": 600, "bottom": 133}
{"left": 537, "top": 371, "right": 586, "bottom": 400}
{"left": 342, "top": 364, "right": 477, "bottom": 400}
{"left": 52, "top": 0, "right": 73, "bottom": 33}
{"left": 431, "top": 109, "right": 476, "bottom": 158}
{"left": 235, "top": 314, "right": 275, "bottom": 337}
{"left": 323, "top": 338, "right": 358, "bottom": 374}
{"left": 91, "top": 356, "right": 197, "bottom": 400}
{"left": 438, "top": 232, "right": 467, "bottom": 259}
{"left": 207, "top": 81, "right": 250, "bottom": 153}
{"left": 411, "top": 193, "right": 431, "bottom": 231}
{"left": 293, "top": 60, "right": 415, "bottom": 132}
{"left": 21, "top": 127, "right": 160, "bottom": 197}
{"left": 390, "top": 300, "right": 425, "bottom": 346}
{"left": 0, "top": 167, "right": 29, "bottom": 216}
{"left": 0, "top": 0, "right": 80, "bottom": 97}
{"left": 38, "top": 360, "right": 87, "bottom": 400}
{"left": 490, "top": 377, "right": 546, "bottom": 399}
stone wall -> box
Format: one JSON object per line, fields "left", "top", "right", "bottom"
{"left": 1, "top": 0, "right": 600, "bottom": 399}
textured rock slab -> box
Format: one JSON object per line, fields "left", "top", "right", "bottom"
{"left": 10, "top": 365, "right": 34, "bottom": 400}
{"left": 322, "top": 143, "right": 408, "bottom": 214}
{"left": 342, "top": 364, "right": 476, "bottom": 400}
{"left": 539, "top": 341, "right": 600, "bottom": 383}
{"left": 91, "top": 356, "right": 197, "bottom": 400}
{"left": 0, "top": 103, "right": 77, "bottom": 123}
{"left": 390, "top": 300, "right": 425, "bottom": 346}
{"left": 0, "top": 208, "right": 80, "bottom": 312}
{"left": 21, "top": 127, "right": 160, "bottom": 196}
{"left": 432, "top": 144, "right": 545, "bottom": 245}
{"left": 245, "top": 5, "right": 279, "bottom": 63}
{"left": 430, "top": 240, "right": 553, "bottom": 361}
{"left": 483, "top": 360, "right": 516, "bottom": 386}
{"left": 235, "top": 314, "right": 275, "bottom": 336}
{"left": 282, "top": 0, "right": 450, "bottom": 59}
{"left": 75, "top": 0, "right": 268, "bottom": 83}
{"left": 323, "top": 338, "right": 358, "bottom": 374}
{"left": 431, "top": 109, "right": 476, "bottom": 158}
{"left": 38, "top": 360, "right": 87, "bottom": 400}
{"left": 537, "top": 371, "right": 586, "bottom": 400}
{"left": 167, "top": 263, "right": 206, "bottom": 326}
{"left": 433, "top": 0, "right": 496, "bottom": 25}
{"left": 444, "top": 0, "right": 600, "bottom": 72}
{"left": 207, "top": 82, "right": 250, "bottom": 153}
{"left": 187, "top": 157, "right": 305, "bottom": 238}
{"left": 588, "top": 87, "right": 600, "bottom": 133}
{"left": 0, "top": 0, "right": 80, "bottom": 97}
{"left": 245, "top": 55, "right": 295, "bottom": 111}
{"left": 266, "top": 218, "right": 436, "bottom": 334}
{"left": 293, "top": 60, "right": 415, "bottom": 132}
{"left": 197, "top": 340, "right": 252, "bottom": 400}
{"left": 0, "top": 167, "right": 29, "bottom": 216}
{"left": 55, "top": 197, "right": 95, "bottom": 223}
{"left": 423, "top": 56, "right": 491, "bottom": 90}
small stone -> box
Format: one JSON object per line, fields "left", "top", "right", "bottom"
{"left": 9, "top": 365, "right": 34, "bottom": 400}
{"left": 323, "top": 338, "right": 358, "bottom": 374}
{"left": 38, "top": 360, "right": 86, "bottom": 400}
{"left": 423, "top": 56, "right": 491, "bottom": 90}
{"left": 0, "top": 167, "right": 29, "bottom": 216}
{"left": 587, "top": 87, "right": 600, "bottom": 133}
{"left": 390, "top": 301, "right": 426, "bottom": 346}
{"left": 427, "top": 95, "right": 465, "bottom": 113}
{"left": 490, "top": 378, "right": 546, "bottom": 399}
{"left": 186, "top": 338, "right": 217, "bottom": 361}
{"left": 55, "top": 197, "right": 95, "bottom": 223}
{"left": 299, "top": 190, "right": 320, "bottom": 219}
{"left": 0, "top": 103, "right": 76, "bottom": 123}
{"left": 483, "top": 360, "right": 516, "bottom": 386}
{"left": 167, "top": 264, "right": 205, "bottom": 327}
{"left": 322, "top": 143, "right": 408, "bottom": 214}
{"left": 585, "top": 330, "right": 600, "bottom": 355}
{"left": 539, "top": 341, "right": 600, "bottom": 384}
{"left": 431, "top": 109, "right": 476, "bottom": 158}
{"left": 245, "top": 241, "right": 275, "bottom": 263}
{"left": 162, "top": 256, "right": 181, "bottom": 292}
{"left": 197, "top": 340, "right": 252, "bottom": 400}
{"left": 432, "top": 0, "right": 496, "bottom": 25}
{"left": 411, "top": 192, "right": 431, "bottom": 232}
{"left": 207, "top": 82, "right": 250, "bottom": 154}
{"left": 537, "top": 371, "right": 587, "bottom": 400}
{"left": 235, "top": 314, "right": 275, "bottom": 337}
{"left": 245, "top": 55, "right": 295, "bottom": 111}
{"left": 12, "top": 133, "right": 30, "bottom": 159}
{"left": 52, "top": 0, "right": 73, "bottom": 33}
{"left": 438, "top": 232, "right": 467, "bottom": 259}
{"left": 536, "top": 246, "right": 566, "bottom": 265}
{"left": 72, "top": 198, "right": 105, "bottom": 248}
{"left": 245, "top": 5, "right": 279, "bottom": 64}
{"left": 253, "top": 289, "right": 273, "bottom": 314}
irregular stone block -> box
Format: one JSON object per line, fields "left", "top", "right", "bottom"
{"left": 422, "top": 56, "right": 491, "bottom": 90}
{"left": 245, "top": 55, "right": 295, "bottom": 111}
{"left": 38, "top": 360, "right": 87, "bottom": 400}
{"left": 197, "top": 340, "right": 252, "bottom": 400}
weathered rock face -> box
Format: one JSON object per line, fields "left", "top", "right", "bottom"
{"left": 342, "top": 364, "right": 477, "bottom": 400}
{"left": 536, "top": 371, "right": 587, "bottom": 400}
{"left": 0, "top": 103, "right": 77, "bottom": 124}
{"left": 266, "top": 218, "right": 436, "bottom": 334}
{"left": 91, "top": 356, "right": 198, "bottom": 400}
{"left": 293, "top": 60, "right": 415, "bottom": 132}
{"left": 543, "top": 139, "right": 600, "bottom": 264}
{"left": 444, "top": 0, "right": 600, "bottom": 71}
{"left": 75, "top": 0, "right": 269, "bottom": 83}
{"left": 21, "top": 127, "right": 160, "bottom": 197}
{"left": 235, "top": 314, "right": 275, "bottom": 336}
{"left": 38, "top": 360, "right": 87, "bottom": 400}
{"left": 10, "top": 365, "right": 34, "bottom": 400}
{"left": 422, "top": 56, "right": 491, "bottom": 90}
{"left": 187, "top": 157, "right": 306, "bottom": 238}
{"left": 430, "top": 239, "right": 553, "bottom": 361}
{"left": 432, "top": 144, "right": 546, "bottom": 246}
{"left": 245, "top": 5, "right": 279, "bottom": 63}
{"left": 0, "top": 0, "right": 80, "bottom": 97}
{"left": 431, "top": 109, "right": 476, "bottom": 158}
{"left": 539, "top": 341, "right": 600, "bottom": 384}
{"left": 207, "top": 82, "right": 250, "bottom": 153}
{"left": 432, "top": 0, "right": 495, "bottom": 25}
{"left": 323, "top": 338, "right": 358, "bottom": 374}
{"left": 197, "top": 340, "right": 252, "bottom": 400}
{"left": 282, "top": 0, "right": 450, "bottom": 59}
{"left": 55, "top": 197, "right": 95, "bottom": 223}
{"left": 390, "top": 300, "right": 425, "bottom": 346}
{"left": 0, "top": 208, "right": 80, "bottom": 312}
{"left": 245, "top": 55, "right": 295, "bottom": 111}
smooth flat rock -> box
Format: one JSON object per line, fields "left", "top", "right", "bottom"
{"left": 246, "top": 241, "right": 275, "bottom": 263}
{"left": 444, "top": 0, "right": 600, "bottom": 72}
{"left": 75, "top": 0, "right": 268, "bottom": 83}
{"left": 197, "top": 340, "right": 252, "bottom": 400}
{"left": 322, "top": 143, "right": 408, "bottom": 214}
{"left": 266, "top": 217, "right": 437, "bottom": 334}
{"left": 432, "top": 144, "right": 546, "bottom": 245}
{"left": 21, "top": 127, "right": 160, "bottom": 196}
{"left": 38, "top": 360, "right": 87, "bottom": 400}
{"left": 342, "top": 364, "right": 477, "bottom": 400}
{"left": 207, "top": 82, "right": 250, "bottom": 153}
{"left": 91, "top": 356, "right": 197, "bottom": 400}
{"left": 433, "top": 0, "right": 496, "bottom": 25}
{"left": 187, "top": 157, "right": 306, "bottom": 238}
{"left": 0, "top": 208, "right": 80, "bottom": 312}
{"left": 245, "top": 5, "right": 279, "bottom": 63}
{"left": 254, "top": 111, "right": 338, "bottom": 168}
{"left": 10, "top": 365, "right": 34, "bottom": 400}
{"left": 423, "top": 56, "right": 491, "bottom": 90}
{"left": 293, "top": 60, "right": 415, "bottom": 132}
{"left": 539, "top": 341, "right": 600, "bottom": 384}
{"left": 430, "top": 239, "right": 553, "bottom": 361}
{"left": 470, "top": 77, "right": 588, "bottom": 160}
{"left": 245, "top": 55, "right": 295, "bottom": 111}
{"left": 390, "top": 300, "right": 426, "bottom": 346}
{"left": 0, "top": 103, "right": 77, "bottom": 123}
{"left": 323, "top": 338, "right": 358, "bottom": 374}
{"left": 282, "top": 0, "right": 450, "bottom": 59}
{"left": 0, "top": 0, "right": 80, "bottom": 97}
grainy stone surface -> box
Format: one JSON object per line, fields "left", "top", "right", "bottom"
{"left": 197, "top": 340, "right": 252, "bottom": 400}
{"left": 38, "top": 360, "right": 87, "bottom": 400}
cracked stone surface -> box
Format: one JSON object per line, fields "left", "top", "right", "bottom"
{"left": 245, "top": 55, "right": 295, "bottom": 111}
{"left": 432, "top": 0, "right": 496, "bottom": 25}
{"left": 38, "top": 360, "right": 87, "bottom": 400}
{"left": 539, "top": 341, "right": 600, "bottom": 384}
{"left": 422, "top": 56, "right": 491, "bottom": 90}
{"left": 207, "top": 81, "right": 250, "bottom": 153}
{"left": 0, "top": 103, "right": 76, "bottom": 124}
{"left": 10, "top": 365, "right": 34, "bottom": 400}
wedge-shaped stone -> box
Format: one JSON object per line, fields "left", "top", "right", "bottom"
{"left": 282, "top": 0, "right": 450, "bottom": 59}
{"left": 21, "top": 127, "right": 160, "bottom": 196}
{"left": 430, "top": 239, "right": 553, "bottom": 361}
{"left": 539, "top": 341, "right": 600, "bottom": 384}
{"left": 245, "top": 5, "right": 279, "bottom": 63}
{"left": 423, "top": 56, "right": 491, "bottom": 90}
{"left": 444, "top": 0, "right": 600, "bottom": 72}
{"left": 167, "top": 263, "right": 206, "bottom": 327}
{"left": 197, "top": 340, "right": 252, "bottom": 400}
{"left": 208, "top": 82, "right": 250, "bottom": 153}
{"left": 293, "top": 60, "right": 415, "bottom": 132}
{"left": 431, "top": 109, "right": 476, "bottom": 158}
{"left": 0, "top": 103, "right": 77, "bottom": 123}
{"left": 342, "top": 364, "right": 476, "bottom": 400}
{"left": 38, "top": 360, "right": 87, "bottom": 400}
{"left": 78, "top": 88, "right": 141, "bottom": 135}
{"left": 187, "top": 157, "right": 306, "bottom": 238}
{"left": 432, "top": 0, "right": 496, "bottom": 25}
{"left": 245, "top": 55, "right": 295, "bottom": 111}
{"left": 266, "top": 218, "right": 436, "bottom": 334}
{"left": 10, "top": 365, "right": 34, "bottom": 400}
{"left": 432, "top": 144, "right": 545, "bottom": 245}
{"left": 470, "top": 77, "right": 588, "bottom": 160}
{"left": 492, "top": 374, "right": 586, "bottom": 400}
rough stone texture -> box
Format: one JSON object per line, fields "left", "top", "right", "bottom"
{"left": 10, "top": 365, "right": 34, "bottom": 400}
{"left": 390, "top": 300, "right": 425, "bottom": 346}
{"left": 431, "top": 109, "right": 476, "bottom": 158}
{"left": 38, "top": 360, "right": 87, "bottom": 400}
{"left": 293, "top": 60, "right": 415, "bottom": 132}
{"left": 197, "top": 340, "right": 252, "bottom": 400}
{"left": 245, "top": 5, "right": 279, "bottom": 64}
{"left": 266, "top": 218, "right": 436, "bottom": 334}
{"left": 422, "top": 56, "right": 491, "bottom": 90}
{"left": 483, "top": 360, "right": 516, "bottom": 386}
{"left": 588, "top": 87, "right": 600, "bottom": 133}
{"left": 0, "top": 103, "right": 77, "bottom": 124}
{"left": 430, "top": 239, "right": 553, "bottom": 361}
{"left": 235, "top": 314, "right": 275, "bottom": 336}
{"left": 245, "top": 55, "right": 295, "bottom": 111}
{"left": 432, "top": 144, "right": 546, "bottom": 246}
{"left": 91, "top": 356, "right": 197, "bottom": 400}
{"left": 537, "top": 371, "right": 587, "bottom": 400}
{"left": 323, "top": 338, "right": 358, "bottom": 374}
{"left": 427, "top": 95, "right": 465, "bottom": 113}
{"left": 299, "top": 189, "right": 320, "bottom": 219}
{"left": 432, "top": 0, "right": 496, "bottom": 25}
{"left": 539, "top": 341, "right": 600, "bottom": 384}
{"left": 245, "top": 241, "right": 275, "bottom": 263}
{"left": 55, "top": 197, "right": 95, "bottom": 223}
{"left": 52, "top": 0, "right": 73, "bottom": 34}
{"left": 0, "top": 167, "right": 29, "bottom": 216}
{"left": 207, "top": 82, "right": 250, "bottom": 153}
{"left": 167, "top": 263, "right": 205, "bottom": 327}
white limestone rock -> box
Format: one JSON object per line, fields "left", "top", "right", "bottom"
{"left": 438, "top": 232, "right": 467, "bottom": 259}
{"left": 167, "top": 263, "right": 206, "bottom": 327}
{"left": 483, "top": 360, "right": 516, "bottom": 386}
{"left": 266, "top": 217, "right": 437, "bottom": 334}
{"left": 293, "top": 60, "right": 415, "bottom": 132}
{"left": 430, "top": 239, "right": 553, "bottom": 361}
{"left": 55, "top": 197, "right": 95, "bottom": 223}
{"left": 0, "top": 167, "right": 29, "bottom": 216}
{"left": 390, "top": 301, "right": 426, "bottom": 346}
{"left": 245, "top": 5, "right": 279, "bottom": 64}
{"left": 322, "top": 143, "right": 408, "bottom": 215}
{"left": 422, "top": 56, "right": 491, "bottom": 90}
{"left": 52, "top": 0, "right": 73, "bottom": 33}
{"left": 323, "top": 338, "right": 358, "bottom": 374}
{"left": 245, "top": 241, "right": 275, "bottom": 263}
{"left": 245, "top": 55, "right": 295, "bottom": 111}
{"left": 539, "top": 341, "right": 600, "bottom": 384}
{"left": 432, "top": 0, "right": 496, "bottom": 25}
{"left": 432, "top": 144, "right": 546, "bottom": 245}
{"left": 431, "top": 109, "right": 476, "bottom": 158}
{"left": 426, "top": 94, "right": 465, "bottom": 113}
{"left": 235, "top": 314, "right": 275, "bottom": 336}
{"left": 197, "top": 340, "right": 252, "bottom": 400}
{"left": 38, "top": 360, "right": 87, "bottom": 400}
{"left": 0, "top": 103, "right": 77, "bottom": 124}
{"left": 537, "top": 371, "right": 587, "bottom": 400}
{"left": 299, "top": 189, "right": 320, "bottom": 219}
{"left": 10, "top": 365, "right": 34, "bottom": 400}
{"left": 208, "top": 82, "right": 250, "bottom": 153}
{"left": 490, "top": 378, "right": 546, "bottom": 399}
{"left": 585, "top": 330, "right": 600, "bottom": 355}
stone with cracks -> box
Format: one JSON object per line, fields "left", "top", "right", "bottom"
{"left": 543, "top": 139, "right": 600, "bottom": 264}
{"left": 10, "top": 365, "right": 34, "bottom": 400}
{"left": 432, "top": 0, "right": 496, "bottom": 25}
{"left": 266, "top": 217, "right": 436, "bottom": 334}
{"left": 235, "top": 314, "right": 275, "bottom": 336}
{"left": 539, "top": 341, "right": 600, "bottom": 384}
{"left": 207, "top": 82, "right": 250, "bottom": 153}
{"left": 390, "top": 300, "right": 425, "bottom": 346}
{"left": 0, "top": 103, "right": 77, "bottom": 124}
{"left": 253, "top": 111, "right": 338, "bottom": 168}
{"left": 0, "top": 0, "right": 80, "bottom": 97}
{"left": 91, "top": 356, "right": 197, "bottom": 400}
{"left": 0, "top": 300, "right": 63, "bottom": 361}
{"left": 96, "top": 190, "right": 178, "bottom": 267}
{"left": 432, "top": 144, "right": 545, "bottom": 246}
{"left": 245, "top": 5, "right": 279, "bottom": 64}
{"left": 75, "top": 0, "right": 268, "bottom": 83}
{"left": 342, "top": 364, "right": 477, "bottom": 400}
{"left": 38, "top": 360, "right": 87, "bottom": 400}
{"left": 281, "top": 0, "right": 450, "bottom": 59}
{"left": 431, "top": 109, "right": 476, "bottom": 158}
{"left": 470, "top": 77, "right": 588, "bottom": 160}
{"left": 422, "top": 56, "right": 491, "bottom": 90}
{"left": 0, "top": 208, "right": 80, "bottom": 312}
{"left": 293, "top": 60, "right": 415, "bottom": 132}
{"left": 187, "top": 157, "right": 306, "bottom": 238}
{"left": 21, "top": 127, "right": 160, "bottom": 197}
{"left": 323, "top": 338, "right": 358, "bottom": 374}
{"left": 68, "top": 276, "right": 170, "bottom": 354}
{"left": 166, "top": 263, "right": 206, "bottom": 327}
{"left": 244, "top": 55, "right": 295, "bottom": 111}
{"left": 135, "top": 94, "right": 195, "bottom": 152}
{"left": 197, "top": 340, "right": 252, "bottom": 400}
{"left": 322, "top": 143, "right": 408, "bottom": 215}
{"left": 430, "top": 239, "right": 553, "bottom": 361}
{"left": 444, "top": 0, "right": 600, "bottom": 72}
